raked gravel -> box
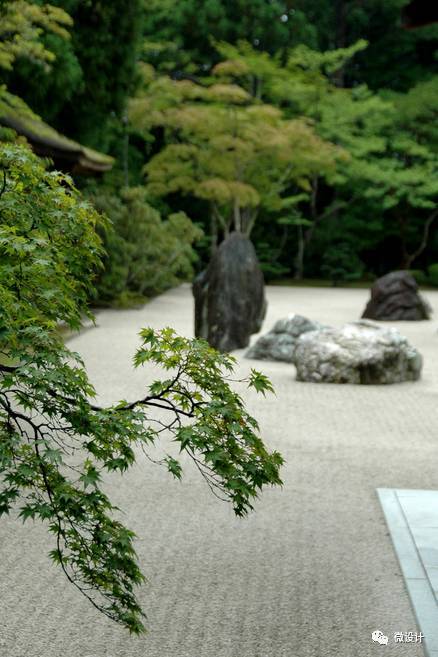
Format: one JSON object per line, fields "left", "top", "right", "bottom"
{"left": 1, "top": 284, "right": 438, "bottom": 657}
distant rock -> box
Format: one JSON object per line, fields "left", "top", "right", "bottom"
{"left": 362, "top": 270, "right": 431, "bottom": 321}
{"left": 246, "top": 314, "right": 325, "bottom": 362}
{"left": 193, "top": 232, "right": 266, "bottom": 352}
{"left": 293, "top": 320, "right": 422, "bottom": 384}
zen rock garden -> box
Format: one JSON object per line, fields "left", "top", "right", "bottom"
{"left": 194, "top": 252, "right": 430, "bottom": 385}
{"left": 242, "top": 270, "right": 431, "bottom": 386}
{"left": 246, "top": 316, "right": 423, "bottom": 385}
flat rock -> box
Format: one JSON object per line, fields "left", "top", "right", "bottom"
{"left": 293, "top": 320, "right": 422, "bottom": 384}
{"left": 246, "top": 314, "right": 325, "bottom": 362}
{"left": 362, "top": 270, "right": 431, "bottom": 321}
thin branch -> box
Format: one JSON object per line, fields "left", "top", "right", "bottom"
{"left": 0, "top": 168, "right": 6, "bottom": 201}
{"left": 406, "top": 209, "right": 438, "bottom": 268}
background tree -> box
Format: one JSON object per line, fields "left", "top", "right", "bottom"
{"left": 0, "top": 0, "right": 72, "bottom": 71}
{"left": 5, "top": 0, "right": 143, "bottom": 151}
{"left": 130, "top": 62, "right": 340, "bottom": 252}
{"left": 251, "top": 0, "right": 438, "bottom": 91}
{"left": 5, "top": 0, "right": 436, "bottom": 284}
{"left": 208, "top": 40, "right": 438, "bottom": 278}
{"left": 143, "top": 0, "right": 296, "bottom": 73}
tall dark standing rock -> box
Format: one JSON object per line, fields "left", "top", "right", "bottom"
{"left": 362, "top": 270, "right": 431, "bottom": 320}
{"left": 193, "top": 232, "right": 266, "bottom": 352}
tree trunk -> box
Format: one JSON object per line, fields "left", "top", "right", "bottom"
{"left": 252, "top": 75, "right": 263, "bottom": 100}
{"left": 243, "top": 207, "right": 258, "bottom": 236}
{"left": 210, "top": 208, "right": 218, "bottom": 254}
{"left": 294, "top": 224, "right": 305, "bottom": 280}
{"left": 333, "top": 0, "right": 347, "bottom": 87}
{"left": 122, "top": 113, "right": 130, "bottom": 187}
{"left": 210, "top": 203, "right": 231, "bottom": 253}
{"left": 293, "top": 177, "right": 318, "bottom": 278}
{"left": 233, "top": 199, "right": 242, "bottom": 232}
{"left": 399, "top": 210, "right": 438, "bottom": 269}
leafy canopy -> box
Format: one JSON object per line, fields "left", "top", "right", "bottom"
{"left": 130, "top": 55, "right": 341, "bottom": 240}
{"left": 0, "top": 0, "right": 72, "bottom": 72}
{"left": 211, "top": 40, "right": 438, "bottom": 274}
{"left": 90, "top": 186, "right": 203, "bottom": 305}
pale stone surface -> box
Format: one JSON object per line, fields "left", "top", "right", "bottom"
{"left": 378, "top": 489, "right": 438, "bottom": 654}
{"left": 293, "top": 320, "right": 422, "bottom": 384}
{"left": 246, "top": 313, "right": 324, "bottom": 362}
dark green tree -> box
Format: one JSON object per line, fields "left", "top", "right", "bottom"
{"left": 142, "top": 0, "right": 437, "bottom": 91}
{"left": 289, "top": 0, "right": 438, "bottom": 90}
{"left": 143, "top": 0, "right": 296, "bottom": 72}
{"left": 6, "top": 0, "right": 143, "bottom": 150}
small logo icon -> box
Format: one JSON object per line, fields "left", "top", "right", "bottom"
{"left": 372, "top": 630, "right": 389, "bottom": 645}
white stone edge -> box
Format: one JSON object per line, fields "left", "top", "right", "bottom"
{"left": 377, "top": 488, "right": 438, "bottom": 657}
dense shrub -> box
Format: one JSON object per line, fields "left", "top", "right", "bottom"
{"left": 408, "top": 270, "right": 428, "bottom": 286}
{"left": 321, "top": 242, "right": 365, "bottom": 286}
{"left": 90, "top": 187, "right": 203, "bottom": 305}
{"left": 428, "top": 264, "right": 438, "bottom": 287}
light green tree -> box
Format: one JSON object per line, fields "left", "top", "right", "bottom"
{"left": 130, "top": 61, "right": 341, "bottom": 251}
{"left": 211, "top": 41, "right": 438, "bottom": 274}
{"left": 0, "top": 0, "right": 72, "bottom": 72}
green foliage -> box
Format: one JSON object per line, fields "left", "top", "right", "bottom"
{"left": 212, "top": 41, "right": 438, "bottom": 277}
{"left": 130, "top": 59, "right": 340, "bottom": 244}
{"left": 90, "top": 187, "right": 203, "bottom": 305}
{"left": 0, "top": 141, "right": 282, "bottom": 632}
{"left": 4, "top": 0, "right": 143, "bottom": 150}
{"left": 321, "top": 242, "right": 365, "bottom": 285}
{"left": 142, "top": 0, "right": 438, "bottom": 92}
{"left": 408, "top": 269, "right": 428, "bottom": 286}
{"left": 7, "top": 30, "right": 82, "bottom": 124}
{"left": 427, "top": 264, "right": 438, "bottom": 287}
{"left": 0, "top": 142, "right": 103, "bottom": 331}
{"left": 0, "top": 0, "right": 72, "bottom": 72}
{"left": 143, "top": 0, "right": 296, "bottom": 72}
{"left": 54, "top": 0, "right": 143, "bottom": 148}
{"left": 280, "top": 0, "right": 438, "bottom": 91}
{"left": 142, "top": 0, "right": 437, "bottom": 91}
{"left": 5, "top": 0, "right": 436, "bottom": 285}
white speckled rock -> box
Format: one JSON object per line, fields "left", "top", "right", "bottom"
{"left": 293, "top": 320, "right": 422, "bottom": 384}
{"left": 246, "top": 314, "right": 325, "bottom": 362}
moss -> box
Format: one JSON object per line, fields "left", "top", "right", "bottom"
{"left": 0, "top": 88, "right": 114, "bottom": 171}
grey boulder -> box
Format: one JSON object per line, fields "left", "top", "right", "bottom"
{"left": 293, "top": 320, "right": 422, "bottom": 384}
{"left": 246, "top": 314, "right": 325, "bottom": 362}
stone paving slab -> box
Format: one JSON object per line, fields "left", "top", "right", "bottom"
{"left": 378, "top": 488, "right": 438, "bottom": 656}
